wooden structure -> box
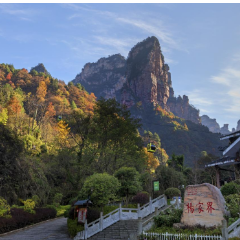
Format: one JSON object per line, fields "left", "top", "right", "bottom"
{"left": 205, "top": 130, "right": 240, "bottom": 188}
{"left": 74, "top": 199, "right": 93, "bottom": 220}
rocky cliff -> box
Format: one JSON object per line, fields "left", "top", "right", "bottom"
{"left": 121, "top": 36, "right": 170, "bottom": 109}
{"left": 72, "top": 36, "right": 200, "bottom": 124}
{"left": 201, "top": 115, "right": 232, "bottom": 135}
{"left": 167, "top": 95, "right": 200, "bottom": 124}
{"left": 201, "top": 115, "right": 221, "bottom": 133}
{"left": 72, "top": 54, "right": 126, "bottom": 100}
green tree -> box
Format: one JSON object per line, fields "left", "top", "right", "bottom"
{"left": 155, "top": 165, "right": 186, "bottom": 193}
{"left": 90, "top": 98, "right": 145, "bottom": 174}
{"left": 167, "top": 154, "right": 184, "bottom": 172}
{"left": 80, "top": 173, "right": 120, "bottom": 211}
{"left": 71, "top": 100, "right": 77, "bottom": 109}
{"left": 114, "top": 167, "right": 142, "bottom": 206}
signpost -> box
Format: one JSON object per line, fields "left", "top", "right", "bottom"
{"left": 153, "top": 181, "right": 159, "bottom": 191}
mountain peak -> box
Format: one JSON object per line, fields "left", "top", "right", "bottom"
{"left": 30, "top": 63, "right": 50, "bottom": 76}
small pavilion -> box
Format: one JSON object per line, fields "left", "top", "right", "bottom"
{"left": 205, "top": 130, "right": 240, "bottom": 188}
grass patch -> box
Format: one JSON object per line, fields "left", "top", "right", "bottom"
{"left": 67, "top": 218, "right": 84, "bottom": 238}
{"left": 56, "top": 205, "right": 71, "bottom": 217}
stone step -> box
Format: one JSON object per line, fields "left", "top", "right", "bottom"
{"left": 88, "top": 220, "right": 138, "bottom": 240}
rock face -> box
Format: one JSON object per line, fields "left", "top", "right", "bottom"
{"left": 72, "top": 36, "right": 200, "bottom": 124}
{"left": 201, "top": 115, "right": 221, "bottom": 133}
{"left": 236, "top": 120, "right": 240, "bottom": 131}
{"left": 121, "top": 37, "right": 170, "bottom": 108}
{"left": 72, "top": 54, "right": 126, "bottom": 100}
{"left": 220, "top": 124, "right": 231, "bottom": 135}
{"left": 181, "top": 183, "right": 228, "bottom": 227}
{"left": 167, "top": 95, "right": 200, "bottom": 124}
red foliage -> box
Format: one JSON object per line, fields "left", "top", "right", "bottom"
{"left": 0, "top": 208, "right": 56, "bottom": 234}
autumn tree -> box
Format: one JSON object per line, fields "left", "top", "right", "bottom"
{"left": 36, "top": 81, "right": 47, "bottom": 103}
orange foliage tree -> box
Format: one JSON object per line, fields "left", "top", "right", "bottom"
{"left": 36, "top": 81, "right": 47, "bottom": 102}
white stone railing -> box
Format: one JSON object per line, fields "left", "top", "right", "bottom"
{"left": 228, "top": 218, "right": 240, "bottom": 238}
{"left": 74, "top": 194, "right": 167, "bottom": 240}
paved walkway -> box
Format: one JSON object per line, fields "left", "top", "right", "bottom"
{"left": 0, "top": 217, "right": 71, "bottom": 240}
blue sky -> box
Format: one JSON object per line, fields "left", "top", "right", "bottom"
{"left": 1, "top": 3, "right": 240, "bottom": 130}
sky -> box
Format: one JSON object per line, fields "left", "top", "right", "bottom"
{"left": 0, "top": 3, "right": 240, "bottom": 130}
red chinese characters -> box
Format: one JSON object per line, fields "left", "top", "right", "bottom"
{"left": 206, "top": 202, "right": 215, "bottom": 213}
{"left": 186, "top": 202, "right": 215, "bottom": 214}
{"left": 196, "top": 202, "right": 204, "bottom": 213}
{"left": 187, "top": 187, "right": 198, "bottom": 196}
{"left": 186, "top": 202, "right": 194, "bottom": 213}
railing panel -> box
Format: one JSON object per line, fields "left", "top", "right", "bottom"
{"left": 103, "top": 210, "right": 119, "bottom": 229}
{"left": 87, "top": 222, "right": 101, "bottom": 238}
{"left": 121, "top": 209, "right": 138, "bottom": 220}
{"left": 140, "top": 205, "right": 151, "bottom": 218}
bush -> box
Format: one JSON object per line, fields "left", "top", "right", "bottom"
{"left": 87, "top": 208, "right": 100, "bottom": 223}
{"left": 221, "top": 182, "right": 240, "bottom": 196}
{"left": 0, "top": 197, "right": 11, "bottom": 218}
{"left": 32, "top": 195, "right": 40, "bottom": 207}
{"left": 66, "top": 207, "right": 75, "bottom": 219}
{"left": 53, "top": 193, "right": 63, "bottom": 207}
{"left": 225, "top": 194, "right": 240, "bottom": 218}
{"left": 0, "top": 207, "right": 56, "bottom": 234}
{"left": 164, "top": 188, "right": 181, "bottom": 199}
{"left": 132, "top": 192, "right": 149, "bottom": 206}
{"left": 23, "top": 199, "right": 35, "bottom": 214}
{"left": 154, "top": 208, "right": 183, "bottom": 227}
{"left": 67, "top": 218, "right": 84, "bottom": 238}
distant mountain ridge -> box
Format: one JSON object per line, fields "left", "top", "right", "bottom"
{"left": 72, "top": 36, "right": 225, "bottom": 166}
{"left": 73, "top": 36, "right": 200, "bottom": 124}
{"left": 201, "top": 115, "right": 240, "bottom": 135}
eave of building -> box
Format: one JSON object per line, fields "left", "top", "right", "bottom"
{"left": 223, "top": 136, "right": 240, "bottom": 156}
{"left": 205, "top": 157, "right": 239, "bottom": 168}
{"left": 220, "top": 130, "right": 240, "bottom": 140}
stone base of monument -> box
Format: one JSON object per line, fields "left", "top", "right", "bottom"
{"left": 181, "top": 183, "right": 228, "bottom": 228}
{"left": 173, "top": 223, "right": 185, "bottom": 229}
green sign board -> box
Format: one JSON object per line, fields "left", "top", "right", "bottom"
{"left": 153, "top": 181, "right": 159, "bottom": 191}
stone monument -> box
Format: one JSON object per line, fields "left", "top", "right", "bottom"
{"left": 181, "top": 183, "right": 228, "bottom": 227}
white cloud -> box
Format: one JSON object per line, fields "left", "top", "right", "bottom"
{"left": 116, "top": 17, "right": 178, "bottom": 50}
{"left": 0, "top": 4, "right": 34, "bottom": 20}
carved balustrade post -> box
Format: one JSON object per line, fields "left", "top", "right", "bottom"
{"left": 155, "top": 207, "right": 158, "bottom": 216}
{"left": 137, "top": 217, "right": 143, "bottom": 235}
{"left": 119, "top": 203, "right": 122, "bottom": 220}
{"left": 221, "top": 219, "right": 228, "bottom": 240}
{"left": 137, "top": 203, "right": 140, "bottom": 218}
{"left": 100, "top": 212, "right": 103, "bottom": 231}
{"left": 84, "top": 220, "right": 88, "bottom": 239}
{"left": 149, "top": 197, "right": 152, "bottom": 213}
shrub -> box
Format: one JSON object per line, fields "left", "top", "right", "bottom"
{"left": 164, "top": 188, "right": 181, "bottom": 199}
{"left": 32, "top": 195, "right": 40, "bottom": 207}
{"left": 53, "top": 193, "right": 63, "bottom": 207}
{"left": 221, "top": 182, "right": 240, "bottom": 196}
{"left": 0, "top": 207, "right": 56, "bottom": 234}
{"left": 67, "top": 218, "right": 84, "bottom": 238}
{"left": 23, "top": 199, "right": 35, "bottom": 214}
{"left": 87, "top": 208, "right": 100, "bottom": 223}
{"left": 225, "top": 194, "right": 240, "bottom": 218}
{"left": 132, "top": 192, "right": 149, "bottom": 206}
{"left": 154, "top": 208, "right": 183, "bottom": 227}
{"left": 0, "top": 197, "right": 11, "bottom": 218}
{"left": 66, "top": 207, "right": 75, "bottom": 219}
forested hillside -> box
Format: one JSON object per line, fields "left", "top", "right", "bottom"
{"left": 0, "top": 63, "right": 165, "bottom": 205}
